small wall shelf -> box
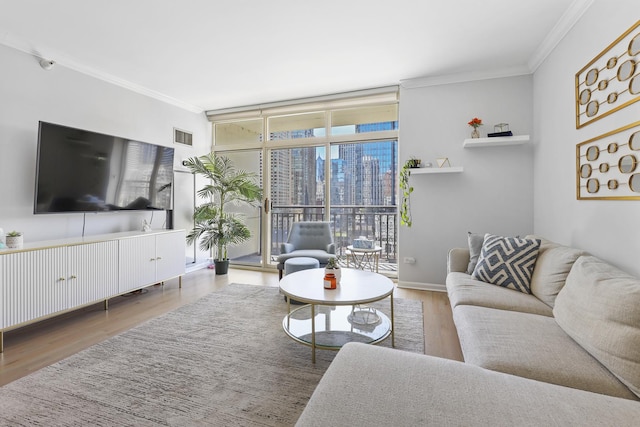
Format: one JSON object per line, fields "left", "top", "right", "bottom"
{"left": 409, "top": 167, "right": 464, "bottom": 174}
{"left": 463, "top": 134, "right": 530, "bottom": 148}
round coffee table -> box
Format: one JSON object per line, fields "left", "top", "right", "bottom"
{"left": 279, "top": 268, "right": 394, "bottom": 363}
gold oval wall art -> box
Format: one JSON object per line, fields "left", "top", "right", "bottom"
{"left": 608, "top": 142, "right": 619, "bottom": 153}
{"left": 630, "top": 75, "right": 640, "bottom": 95}
{"left": 608, "top": 179, "right": 619, "bottom": 190}
{"left": 630, "top": 131, "right": 640, "bottom": 150}
{"left": 600, "top": 163, "right": 610, "bottom": 173}
{"left": 598, "top": 80, "right": 609, "bottom": 91}
{"left": 586, "top": 178, "right": 600, "bottom": 193}
{"left": 586, "top": 145, "right": 600, "bottom": 161}
{"left": 580, "top": 164, "right": 592, "bottom": 178}
{"left": 617, "top": 59, "right": 636, "bottom": 81}
{"left": 607, "top": 56, "right": 618, "bottom": 69}
{"left": 619, "top": 154, "right": 638, "bottom": 173}
{"left": 586, "top": 100, "right": 599, "bottom": 117}
{"left": 579, "top": 89, "right": 591, "bottom": 105}
{"left": 629, "top": 33, "right": 640, "bottom": 56}
{"left": 607, "top": 92, "right": 619, "bottom": 103}
{"left": 630, "top": 173, "right": 640, "bottom": 192}
{"left": 586, "top": 68, "right": 599, "bottom": 85}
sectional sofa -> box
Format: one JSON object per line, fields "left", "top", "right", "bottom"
{"left": 296, "top": 235, "right": 640, "bottom": 426}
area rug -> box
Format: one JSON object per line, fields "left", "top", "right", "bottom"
{"left": 0, "top": 284, "right": 424, "bottom": 426}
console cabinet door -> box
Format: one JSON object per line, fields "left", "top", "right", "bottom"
{"left": 118, "top": 235, "right": 157, "bottom": 293}
{"left": 67, "top": 241, "right": 119, "bottom": 307}
{"left": 155, "top": 231, "right": 186, "bottom": 282}
{"left": 2, "top": 248, "right": 67, "bottom": 328}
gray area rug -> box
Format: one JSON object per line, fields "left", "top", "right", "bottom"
{"left": 0, "top": 284, "right": 424, "bottom": 426}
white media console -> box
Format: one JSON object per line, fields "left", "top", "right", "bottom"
{"left": 0, "top": 229, "right": 186, "bottom": 352}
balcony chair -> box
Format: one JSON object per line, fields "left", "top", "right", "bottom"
{"left": 277, "top": 221, "right": 337, "bottom": 279}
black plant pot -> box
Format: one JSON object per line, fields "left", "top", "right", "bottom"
{"left": 214, "top": 259, "right": 229, "bottom": 275}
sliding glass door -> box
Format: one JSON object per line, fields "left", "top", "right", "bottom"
{"left": 220, "top": 150, "right": 263, "bottom": 267}
{"left": 269, "top": 146, "right": 326, "bottom": 265}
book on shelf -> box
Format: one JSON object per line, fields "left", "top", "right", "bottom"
{"left": 487, "top": 131, "right": 513, "bottom": 138}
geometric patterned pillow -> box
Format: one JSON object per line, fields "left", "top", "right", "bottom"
{"left": 472, "top": 234, "right": 541, "bottom": 293}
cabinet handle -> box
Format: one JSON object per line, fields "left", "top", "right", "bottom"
{"left": 150, "top": 258, "right": 156, "bottom": 262}
{"left": 156, "top": 257, "right": 162, "bottom": 260}
{"left": 69, "top": 275, "right": 77, "bottom": 279}
{"left": 58, "top": 277, "right": 66, "bottom": 282}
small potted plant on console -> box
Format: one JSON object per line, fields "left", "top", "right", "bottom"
{"left": 6, "top": 231, "right": 23, "bottom": 249}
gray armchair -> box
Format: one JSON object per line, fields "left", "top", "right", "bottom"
{"left": 277, "top": 221, "right": 337, "bottom": 279}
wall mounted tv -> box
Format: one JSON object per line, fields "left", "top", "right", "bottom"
{"left": 35, "top": 121, "right": 174, "bottom": 214}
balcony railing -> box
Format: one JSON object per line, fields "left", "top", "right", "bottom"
{"left": 270, "top": 205, "right": 398, "bottom": 267}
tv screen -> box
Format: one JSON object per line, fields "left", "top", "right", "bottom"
{"left": 35, "top": 121, "right": 174, "bottom": 214}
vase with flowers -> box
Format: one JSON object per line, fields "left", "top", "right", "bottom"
{"left": 468, "top": 117, "right": 483, "bottom": 138}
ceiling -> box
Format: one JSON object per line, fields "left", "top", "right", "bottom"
{"left": 0, "top": 0, "right": 590, "bottom": 113}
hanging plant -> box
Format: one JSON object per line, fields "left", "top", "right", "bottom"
{"left": 399, "top": 160, "right": 414, "bottom": 227}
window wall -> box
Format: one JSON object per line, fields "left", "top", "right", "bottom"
{"left": 207, "top": 88, "right": 399, "bottom": 274}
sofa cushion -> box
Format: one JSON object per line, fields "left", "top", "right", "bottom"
{"left": 453, "top": 305, "right": 638, "bottom": 400}
{"left": 528, "top": 242, "right": 587, "bottom": 308}
{"left": 296, "top": 343, "right": 640, "bottom": 427}
{"left": 472, "top": 234, "right": 541, "bottom": 293}
{"left": 524, "top": 234, "right": 587, "bottom": 307}
{"left": 446, "top": 272, "right": 553, "bottom": 316}
{"left": 554, "top": 256, "right": 640, "bottom": 399}
{"left": 466, "top": 232, "right": 485, "bottom": 274}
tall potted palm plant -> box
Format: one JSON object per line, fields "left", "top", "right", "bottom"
{"left": 183, "top": 153, "right": 262, "bottom": 275}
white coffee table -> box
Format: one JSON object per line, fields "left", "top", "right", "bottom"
{"left": 279, "top": 268, "right": 394, "bottom": 363}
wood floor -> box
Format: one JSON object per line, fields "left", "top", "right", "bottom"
{"left": 0, "top": 268, "right": 463, "bottom": 387}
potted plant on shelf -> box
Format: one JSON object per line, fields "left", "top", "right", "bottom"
{"left": 325, "top": 256, "right": 341, "bottom": 284}
{"left": 399, "top": 160, "right": 414, "bottom": 227}
{"left": 406, "top": 156, "right": 421, "bottom": 168}
{"left": 183, "top": 153, "right": 262, "bottom": 275}
{"left": 6, "top": 231, "right": 23, "bottom": 248}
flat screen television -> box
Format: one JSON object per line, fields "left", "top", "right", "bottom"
{"left": 35, "top": 121, "right": 174, "bottom": 214}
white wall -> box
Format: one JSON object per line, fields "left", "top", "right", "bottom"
{"left": 399, "top": 75, "right": 534, "bottom": 288}
{"left": 533, "top": 0, "right": 640, "bottom": 277}
{"left": 0, "top": 44, "right": 211, "bottom": 243}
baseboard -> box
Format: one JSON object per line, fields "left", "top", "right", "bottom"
{"left": 397, "top": 281, "right": 446, "bottom": 292}
{"left": 186, "top": 261, "right": 210, "bottom": 274}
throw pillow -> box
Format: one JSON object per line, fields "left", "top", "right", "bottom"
{"left": 472, "top": 234, "right": 541, "bottom": 293}
{"left": 466, "top": 232, "right": 485, "bottom": 274}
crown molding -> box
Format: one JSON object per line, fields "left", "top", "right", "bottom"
{"left": 527, "top": 0, "right": 594, "bottom": 72}
{"left": 400, "top": 65, "right": 531, "bottom": 89}
{"left": 0, "top": 35, "right": 205, "bottom": 114}
{"left": 401, "top": 0, "right": 594, "bottom": 90}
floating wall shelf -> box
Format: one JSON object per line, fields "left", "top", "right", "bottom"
{"left": 409, "top": 166, "right": 464, "bottom": 174}
{"left": 463, "top": 134, "right": 530, "bottom": 148}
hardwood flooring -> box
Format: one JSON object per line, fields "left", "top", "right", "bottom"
{"left": 0, "top": 268, "right": 462, "bottom": 387}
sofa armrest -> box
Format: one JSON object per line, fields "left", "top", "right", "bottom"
{"left": 281, "top": 242, "right": 295, "bottom": 254}
{"left": 326, "top": 243, "right": 336, "bottom": 254}
{"left": 448, "top": 247, "right": 470, "bottom": 274}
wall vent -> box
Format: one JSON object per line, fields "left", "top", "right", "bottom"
{"left": 174, "top": 128, "right": 193, "bottom": 146}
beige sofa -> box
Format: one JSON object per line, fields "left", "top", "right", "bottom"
{"left": 447, "top": 236, "right": 640, "bottom": 400}
{"left": 297, "top": 236, "right": 640, "bottom": 425}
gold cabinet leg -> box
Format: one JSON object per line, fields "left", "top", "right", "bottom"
{"left": 179, "top": 276, "right": 182, "bottom": 289}
{"left": 0, "top": 331, "right": 3, "bottom": 353}
{"left": 104, "top": 299, "right": 109, "bottom": 310}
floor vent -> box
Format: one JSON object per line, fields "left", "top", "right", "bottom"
{"left": 174, "top": 128, "right": 193, "bottom": 146}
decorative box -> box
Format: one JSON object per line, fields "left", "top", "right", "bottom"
{"left": 353, "top": 237, "right": 375, "bottom": 249}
